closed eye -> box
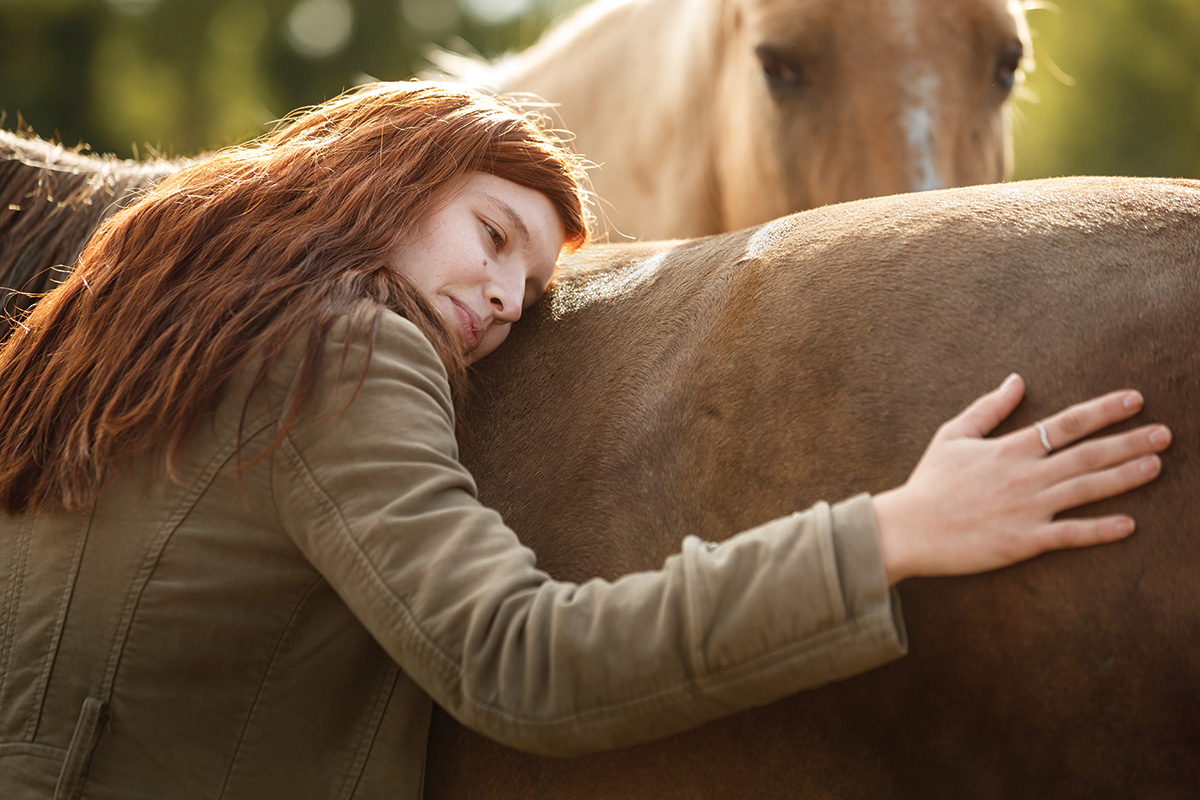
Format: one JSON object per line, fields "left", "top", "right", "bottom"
{"left": 483, "top": 220, "right": 505, "bottom": 249}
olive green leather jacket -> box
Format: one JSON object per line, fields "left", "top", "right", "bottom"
{"left": 0, "top": 308, "right": 906, "bottom": 799}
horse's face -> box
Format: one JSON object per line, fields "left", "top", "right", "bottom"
{"left": 715, "top": 0, "right": 1029, "bottom": 231}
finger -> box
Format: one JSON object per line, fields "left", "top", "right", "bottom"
{"left": 1030, "top": 514, "right": 1138, "bottom": 555}
{"left": 941, "top": 373, "right": 1025, "bottom": 440}
{"left": 1021, "top": 389, "right": 1145, "bottom": 455}
{"left": 1043, "top": 424, "right": 1172, "bottom": 482}
{"left": 1040, "top": 454, "right": 1162, "bottom": 512}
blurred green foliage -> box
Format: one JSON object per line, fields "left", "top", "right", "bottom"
{"left": 1013, "top": 0, "right": 1200, "bottom": 180}
{"left": 0, "top": 0, "right": 567, "bottom": 158}
{"left": 1, "top": 0, "right": 1197, "bottom": 180}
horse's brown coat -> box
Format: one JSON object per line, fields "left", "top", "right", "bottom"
{"left": 0, "top": 131, "right": 181, "bottom": 324}
{"left": 425, "top": 176, "right": 1200, "bottom": 798}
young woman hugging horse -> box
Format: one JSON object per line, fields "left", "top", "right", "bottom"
{"left": 0, "top": 80, "right": 1170, "bottom": 800}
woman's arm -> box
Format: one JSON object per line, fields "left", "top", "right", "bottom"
{"left": 270, "top": 309, "right": 905, "bottom": 756}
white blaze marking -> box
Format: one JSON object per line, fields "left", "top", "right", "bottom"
{"left": 905, "top": 74, "right": 943, "bottom": 192}
{"left": 888, "top": 0, "right": 945, "bottom": 192}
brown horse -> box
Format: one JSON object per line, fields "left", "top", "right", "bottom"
{"left": 425, "top": 176, "right": 1200, "bottom": 798}
{"left": 431, "top": 0, "right": 1032, "bottom": 238}
{"left": 0, "top": 130, "right": 184, "bottom": 324}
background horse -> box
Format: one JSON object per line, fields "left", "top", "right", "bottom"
{"left": 433, "top": 0, "right": 1032, "bottom": 239}
{"left": 425, "top": 176, "right": 1200, "bottom": 798}
{"left": 1, "top": 0, "right": 1030, "bottom": 310}
{"left": 0, "top": 131, "right": 183, "bottom": 325}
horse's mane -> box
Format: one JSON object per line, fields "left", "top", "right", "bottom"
{"left": 0, "top": 128, "right": 184, "bottom": 327}
{"left": 422, "top": 0, "right": 638, "bottom": 90}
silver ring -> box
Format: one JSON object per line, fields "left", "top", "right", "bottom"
{"left": 1035, "top": 421, "right": 1053, "bottom": 454}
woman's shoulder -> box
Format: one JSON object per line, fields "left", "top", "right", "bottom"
{"left": 296, "top": 302, "right": 454, "bottom": 419}
{"left": 324, "top": 303, "right": 448, "bottom": 381}
{"left": 223, "top": 303, "right": 448, "bottom": 432}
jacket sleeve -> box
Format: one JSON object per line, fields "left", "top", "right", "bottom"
{"left": 270, "top": 309, "right": 907, "bottom": 757}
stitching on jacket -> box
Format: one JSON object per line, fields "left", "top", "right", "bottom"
{"left": 0, "top": 516, "right": 32, "bottom": 737}
{"left": 276, "top": 436, "right": 463, "bottom": 683}
{"left": 681, "top": 536, "right": 707, "bottom": 680}
{"left": 53, "top": 696, "right": 107, "bottom": 800}
{"left": 217, "top": 573, "right": 326, "bottom": 800}
{"left": 812, "top": 502, "right": 849, "bottom": 626}
{"left": 0, "top": 741, "right": 69, "bottom": 759}
{"left": 97, "top": 411, "right": 279, "bottom": 701}
{"left": 27, "top": 507, "right": 95, "bottom": 742}
{"left": 337, "top": 662, "right": 400, "bottom": 800}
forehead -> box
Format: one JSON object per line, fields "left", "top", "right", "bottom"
{"left": 456, "top": 172, "right": 565, "bottom": 269}
{"left": 454, "top": 174, "right": 556, "bottom": 223}
{"left": 740, "top": 0, "right": 1022, "bottom": 39}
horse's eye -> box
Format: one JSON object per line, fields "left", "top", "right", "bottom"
{"left": 994, "top": 39, "right": 1024, "bottom": 93}
{"left": 756, "top": 44, "right": 809, "bottom": 94}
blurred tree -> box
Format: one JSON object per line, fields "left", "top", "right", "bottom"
{"left": 0, "top": 0, "right": 561, "bottom": 158}
{"left": 1013, "top": 0, "right": 1200, "bottom": 180}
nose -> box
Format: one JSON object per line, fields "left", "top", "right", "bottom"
{"left": 486, "top": 270, "right": 524, "bottom": 324}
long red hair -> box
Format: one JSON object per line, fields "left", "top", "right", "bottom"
{"left": 0, "top": 81, "right": 589, "bottom": 514}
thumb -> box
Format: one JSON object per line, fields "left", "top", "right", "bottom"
{"left": 940, "top": 373, "right": 1026, "bottom": 440}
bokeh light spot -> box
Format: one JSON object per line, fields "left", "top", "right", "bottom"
{"left": 459, "top": 0, "right": 534, "bottom": 26}
{"left": 286, "top": 0, "right": 355, "bottom": 59}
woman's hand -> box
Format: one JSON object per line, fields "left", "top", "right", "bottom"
{"left": 872, "top": 373, "right": 1172, "bottom": 585}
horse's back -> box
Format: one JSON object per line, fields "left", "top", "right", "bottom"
{"left": 427, "top": 177, "right": 1200, "bottom": 798}
{"left": 0, "top": 130, "right": 178, "bottom": 323}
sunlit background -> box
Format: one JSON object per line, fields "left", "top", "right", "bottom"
{"left": 1, "top": 0, "right": 1197, "bottom": 182}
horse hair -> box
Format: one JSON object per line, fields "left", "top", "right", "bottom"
{"left": 0, "top": 130, "right": 181, "bottom": 329}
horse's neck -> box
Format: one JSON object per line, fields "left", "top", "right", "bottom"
{"left": 490, "top": 0, "right": 727, "bottom": 238}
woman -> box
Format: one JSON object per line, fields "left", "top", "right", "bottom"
{"left": 0, "top": 82, "right": 1170, "bottom": 799}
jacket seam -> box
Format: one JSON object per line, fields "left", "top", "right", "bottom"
{"left": 276, "top": 435, "right": 463, "bottom": 684}
{"left": 813, "top": 502, "right": 849, "bottom": 625}
{"left": 97, "top": 412, "right": 280, "bottom": 702}
{"left": 27, "top": 506, "right": 95, "bottom": 742}
{"left": 0, "top": 741, "right": 68, "bottom": 760}
{"left": 338, "top": 662, "right": 401, "bottom": 800}
{"left": 681, "top": 537, "right": 706, "bottom": 681}
{"left": 217, "top": 573, "right": 326, "bottom": 800}
{"left": 53, "top": 696, "right": 107, "bottom": 800}
{"left": 0, "top": 516, "right": 32, "bottom": 738}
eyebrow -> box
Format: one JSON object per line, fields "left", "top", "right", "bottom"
{"left": 481, "top": 193, "right": 531, "bottom": 247}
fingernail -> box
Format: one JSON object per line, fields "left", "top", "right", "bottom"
{"left": 1117, "top": 517, "right": 1136, "bottom": 536}
{"left": 1150, "top": 428, "right": 1171, "bottom": 448}
{"left": 1123, "top": 391, "right": 1144, "bottom": 410}
{"left": 1141, "top": 455, "right": 1162, "bottom": 476}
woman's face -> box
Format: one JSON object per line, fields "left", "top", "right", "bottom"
{"left": 390, "top": 173, "right": 565, "bottom": 362}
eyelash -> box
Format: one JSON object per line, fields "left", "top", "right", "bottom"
{"left": 483, "top": 221, "right": 505, "bottom": 250}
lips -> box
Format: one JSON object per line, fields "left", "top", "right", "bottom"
{"left": 450, "top": 299, "right": 481, "bottom": 351}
